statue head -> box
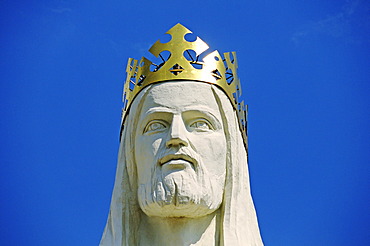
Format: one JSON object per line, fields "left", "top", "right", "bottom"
{"left": 135, "top": 82, "right": 227, "bottom": 218}
{"left": 100, "top": 24, "right": 263, "bottom": 246}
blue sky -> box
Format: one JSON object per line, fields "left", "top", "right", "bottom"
{"left": 1, "top": 0, "right": 369, "bottom": 245}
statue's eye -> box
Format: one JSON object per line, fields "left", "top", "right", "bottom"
{"left": 189, "top": 120, "right": 212, "bottom": 131}
{"left": 144, "top": 121, "right": 166, "bottom": 133}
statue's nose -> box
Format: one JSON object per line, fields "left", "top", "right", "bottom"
{"left": 166, "top": 115, "right": 189, "bottom": 148}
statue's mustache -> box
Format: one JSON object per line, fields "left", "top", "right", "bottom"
{"left": 157, "top": 149, "right": 199, "bottom": 171}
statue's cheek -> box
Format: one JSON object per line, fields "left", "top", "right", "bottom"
{"left": 150, "top": 138, "right": 163, "bottom": 154}
{"left": 194, "top": 133, "right": 226, "bottom": 171}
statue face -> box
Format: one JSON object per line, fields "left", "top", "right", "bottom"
{"left": 134, "top": 82, "right": 227, "bottom": 218}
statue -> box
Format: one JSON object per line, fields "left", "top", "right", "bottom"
{"left": 100, "top": 24, "right": 263, "bottom": 246}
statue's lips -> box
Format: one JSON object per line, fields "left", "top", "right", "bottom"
{"left": 158, "top": 154, "right": 196, "bottom": 167}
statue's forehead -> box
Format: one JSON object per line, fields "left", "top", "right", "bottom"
{"left": 142, "top": 81, "right": 219, "bottom": 112}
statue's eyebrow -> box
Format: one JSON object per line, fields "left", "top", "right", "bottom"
{"left": 182, "top": 106, "right": 219, "bottom": 117}
{"left": 139, "top": 107, "right": 174, "bottom": 126}
{"left": 144, "top": 107, "right": 176, "bottom": 115}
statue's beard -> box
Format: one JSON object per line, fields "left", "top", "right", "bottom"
{"left": 137, "top": 155, "right": 225, "bottom": 218}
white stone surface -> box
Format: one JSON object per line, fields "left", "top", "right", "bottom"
{"left": 100, "top": 82, "right": 263, "bottom": 245}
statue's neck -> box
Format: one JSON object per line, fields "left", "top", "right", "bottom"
{"left": 139, "top": 211, "right": 220, "bottom": 246}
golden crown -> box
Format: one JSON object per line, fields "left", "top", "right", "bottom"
{"left": 121, "top": 23, "right": 247, "bottom": 144}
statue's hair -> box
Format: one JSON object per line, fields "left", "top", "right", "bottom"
{"left": 100, "top": 82, "right": 263, "bottom": 246}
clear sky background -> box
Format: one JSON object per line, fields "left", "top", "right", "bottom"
{"left": 1, "top": 0, "right": 369, "bottom": 245}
